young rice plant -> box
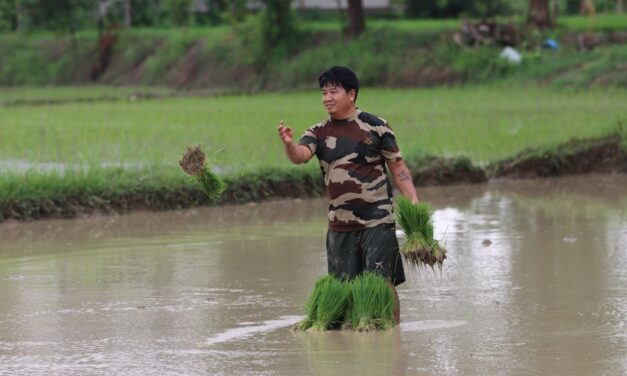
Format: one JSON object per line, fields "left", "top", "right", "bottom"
{"left": 296, "top": 273, "right": 396, "bottom": 332}
{"left": 179, "top": 145, "right": 226, "bottom": 201}
{"left": 396, "top": 196, "right": 447, "bottom": 270}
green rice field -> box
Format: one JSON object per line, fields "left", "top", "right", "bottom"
{"left": 1, "top": 85, "right": 626, "bottom": 202}
{"left": 0, "top": 86, "right": 175, "bottom": 102}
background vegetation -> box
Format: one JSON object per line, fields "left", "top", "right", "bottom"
{"left": 0, "top": 0, "right": 625, "bottom": 218}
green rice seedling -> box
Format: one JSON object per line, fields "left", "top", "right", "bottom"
{"left": 396, "top": 196, "right": 447, "bottom": 270}
{"left": 296, "top": 275, "right": 327, "bottom": 330}
{"left": 397, "top": 197, "right": 433, "bottom": 240}
{"left": 179, "top": 145, "right": 226, "bottom": 201}
{"left": 296, "top": 275, "right": 350, "bottom": 331}
{"left": 350, "top": 273, "right": 396, "bottom": 332}
{"left": 312, "top": 275, "right": 351, "bottom": 331}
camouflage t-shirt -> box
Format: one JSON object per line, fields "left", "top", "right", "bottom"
{"left": 299, "top": 109, "right": 403, "bottom": 232}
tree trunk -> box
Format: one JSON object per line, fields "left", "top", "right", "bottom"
{"left": 617, "top": 0, "right": 624, "bottom": 13}
{"left": 579, "top": 0, "right": 596, "bottom": 15}
{"left": 123, "top": 0, "right": 131, "bottom": 27}
{"left": 15, "top": 0, "right": 24, "bottom": 32}
{"left": 527, "top": 0, "right": 553, "bottom": 29}
{"left": 346, "top": 0, "right": 365, "bottom": 38}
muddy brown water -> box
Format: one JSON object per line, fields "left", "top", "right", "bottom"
{"left": 1, "top": 174, "right": 626, "bottom": 376}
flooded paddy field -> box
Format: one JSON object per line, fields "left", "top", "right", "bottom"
{"left": 0, "top": 174, "right": 625, "bottom": 376}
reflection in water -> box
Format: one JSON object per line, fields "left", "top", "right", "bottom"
{"left": 296, "top": 329, "right": 406, "bottom": 376}
{"left": 0, "top": 174, "right": 626, "bottom": 375}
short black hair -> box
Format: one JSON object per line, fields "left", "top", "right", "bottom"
{"left": 318, "top": 66, "right": 359, "bottom": 101}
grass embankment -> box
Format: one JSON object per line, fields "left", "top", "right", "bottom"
{"left": 0, "top": 14, "right": 625, "bottom": 89}
{"left": 0, "top": 86, "right": 626, "bottom": 221}
{"left": 0, "top": 86, "right": 176, "bottom": 106}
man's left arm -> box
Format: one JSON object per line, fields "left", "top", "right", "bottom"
{"left": 387, "top": 159, "right": 419, "bottom": 204}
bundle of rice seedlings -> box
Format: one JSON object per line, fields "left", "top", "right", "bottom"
{"left": 179, "top": 145, "right": 226, "bottom": 201}
{"left": 296, "top": 275, "right": 326, "bottom": 330}
{"left": 350, "top": 273, "right": 396, "bottom": 332}
{"left": 296, "top": 275, "right": 350, "bottom": 331}
{"left": 312, "top": 275, "right": 351, "bottom": 331}
{"left": 396, "top": 196, "right": 447, "bottom": 270}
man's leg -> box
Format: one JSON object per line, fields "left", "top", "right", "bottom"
{"left": 326, "top": 229, "right": 360, "bottom": 281}
{"left": 389, "top": 282, "right": 400, "bottom": 324}
{"left": 361, "top": 223, "right": 405, "bottom": 323}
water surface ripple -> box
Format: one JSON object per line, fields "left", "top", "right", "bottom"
{"left": 1, "top": 174, "right": 626, "bottom": 375}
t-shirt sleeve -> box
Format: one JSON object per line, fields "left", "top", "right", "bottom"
{"left": 379, "top": 122, "right": 403, "bottom": 162}
{"left": 298, "top": 126, "right": 318, "bottom": 161}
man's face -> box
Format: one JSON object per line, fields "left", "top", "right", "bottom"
{"left": 322, "top": 83, "right": 355, "bottom": 118}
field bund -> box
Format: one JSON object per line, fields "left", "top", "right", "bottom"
{"left": 0, "top": 86, "right": 626, "bottom": 221}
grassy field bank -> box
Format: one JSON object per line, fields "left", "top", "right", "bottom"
{"left": 1, "top": 85, "right": 626, "bottom": 221}
{"left": 1, "top": 15, "right": 625, "bottom": 89}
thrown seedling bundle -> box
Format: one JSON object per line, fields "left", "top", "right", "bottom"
{"left": 296, "top": 273, "right": 395, "bottom": 332}
{"left": 396, "top": 197, "right": 446, "bottom": 270}
{"left": 179, "top": 145, "right": 226, "bottom": 201}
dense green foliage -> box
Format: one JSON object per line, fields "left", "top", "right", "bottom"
{"left": 1, "top": 0, "right": 623, "bottom": 33}
{"left": 1, "top": 15, "right": 625, "bottom": 88}
{"left": 406, "top": 0, "right": 517, "bottom": 19}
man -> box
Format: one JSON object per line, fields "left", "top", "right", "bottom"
{"left": 277, "top": 66, "right": 419, "bottom": 323}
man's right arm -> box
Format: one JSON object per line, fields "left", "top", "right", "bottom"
{"left": 277, "top": 120, "right": 313, "bottom": 165}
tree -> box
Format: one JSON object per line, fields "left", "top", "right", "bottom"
{"left": 0, "top": 0, "right": 14, "bottom": 31}
{"left": 405, "top": 0, "right": 513, "bottom": 19}
{"left": 261, "top": 0, "right": 294, "bottom": 50}
{"left": 164, "top": 0, "right": 192, "bottom": 26}
{"left": 123, "top": 0, "right": 131, "bottom": 27}
{"left": 579, "top": 0, "right": 596, "bottom": 15}
{"left": 20, "top": 0, "right": 96, "bottom": 35}
{"left": 346, "top": 0, "right": 365, "bottom": 38}
{"left": 527, "top": 0, "right": 553, "bottom": 29}
{"left": 15, "top": 0, "right": 23, "bottom": 31}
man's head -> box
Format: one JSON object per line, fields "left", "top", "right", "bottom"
{"left": 318, "top": 66, "right": 359, "bottom": 119}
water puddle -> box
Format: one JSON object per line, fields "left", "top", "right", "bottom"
{"left": 1, "top": 174, "right": 626, "bottom": 375}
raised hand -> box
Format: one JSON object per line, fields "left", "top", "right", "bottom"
{"left": 277, "top": 120, "right": 294, "bottom": 145}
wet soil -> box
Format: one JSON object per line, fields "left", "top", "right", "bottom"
{"left": 491, "top": 134, "right": 627, "bottom": 178}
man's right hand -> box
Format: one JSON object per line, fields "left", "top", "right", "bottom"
{"left": 278, "top": 120, "right": 293, "bottom": 145}
{"left": 277, "top": 120, "right": 312, "bottom": 164}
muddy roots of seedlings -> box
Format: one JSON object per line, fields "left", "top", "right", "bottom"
{"left": 401, "top": 234, "right": 447, "bottom": 270}
{"left": 295, "top": 273, "right": 396, "bottom": 332}
{"left": 179, "top": 145, "right": 226, "bottom": 201}
{"left": 397, "top": 197, "right": 447, "bottom": 270}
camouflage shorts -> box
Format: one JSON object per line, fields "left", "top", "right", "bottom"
{"left": 326, "top": 223, "right": 405, "bottom": 286}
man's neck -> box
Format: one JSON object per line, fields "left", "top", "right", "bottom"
{"left": 330, "top": 107, "right": 357, "bottom": 121}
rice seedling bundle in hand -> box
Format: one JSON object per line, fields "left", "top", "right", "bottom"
{"left": 179, "top": 145, "right": 226, "bottom": 201}
{"left": 350, "top": 272, "right": 396, "bottom": 331}
{"left": 396, "top": 197, "right": 447, "bottom": 270}
{"left": 297, "top": 275, "right": 351, "bottom": 331}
